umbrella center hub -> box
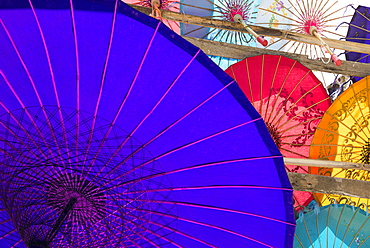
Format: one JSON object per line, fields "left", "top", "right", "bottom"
{"left": 266, "top": 122, "right": 282, "bottom": 148}
{"left": 47, "top": 173, "right": 106, "bottom": 223}
{"left": 302, "top": 18, "right": 323, "bottom": 35}
{"left": 223, "top": 0, "right": 251, "bottom": 22}
{"left": 360, "top": 140, "right": 370, "bottom": 164}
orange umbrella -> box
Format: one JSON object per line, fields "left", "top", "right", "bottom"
{"left": 310, "top": 75, "right": 370, "bottom": 207}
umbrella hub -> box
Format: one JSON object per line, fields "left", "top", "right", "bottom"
{"left": 302, "top": 18, "right": 323, "bottom": 35}
{"left": 266, "top": 122, "right": 282, "bottom": 148}
{"left": 47, "top": 173, "right": 107, "bottom": 224}
{"left": 222, "top": 0, "right": 251, "bottom": 23}
{"left": 360, "top": 139, "right": 370, "bottom": 164}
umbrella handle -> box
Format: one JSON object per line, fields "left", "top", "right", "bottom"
{"left": 233, "top": 14, "right": 268, "bottom": 47}
{"left": 309, "top": 26, "right": 342, "bottom": 66}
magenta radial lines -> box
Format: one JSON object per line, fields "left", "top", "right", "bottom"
{"left": 0, "top": 106, "right": 175, "bottom": 248}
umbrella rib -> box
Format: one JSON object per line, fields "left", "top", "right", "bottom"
{"left": 0, "top": 20, "right": 66, "bottom": 167}
{"left": 333, "top": 203, "right": 347, "bottom": 247}
{"left": 265, "top": 60, "right": 297, "bottom": 125}
{"left": 136, "top": 209, "right": 275, "bottom": 247}
{"left": 95, "top": 48, "right": 201, "bottom": 179}
{"left": 105, "top": 204, "right": 177, "bottom": 247}
{"left": 76, "top": 204, "right": 156, "bottom": 247}
{"left": 118, "top": 185, "right": 293, "bottom": 195}
{"left": 351, "top": 215, "right": 370, "bottom": 247}
{"left": 301, "top": 212, "right": 315, "bottom": 248}
{"left": 271, "top": 70, "right": 313, "bottom": 127}
{"left": 69, "top": 0, "right": 81, "bottom": 162}
{"left": 293, "top": 232, "right": 304, "bottom": 248}
{"left": 308, "top": 143, "right": 364, "bottom": 149}
{"left": 340, "top": 207, "right": 363, "bottom": 247}
{"left": 0, "top": 103, "right": 51, "bottom": 162}
{"left": 244, "top": 58, "right": 255, "bottom": 107}
{"left": 343, "top": 78, "right": 370, "bottom": 136}
{"left": 275, "top": 95, "right": 330, "bottom": 131}
{"left": 10, "top": 239, "right": 22, "bottom": 248}
{"left": 259, "top": 55, "right": 264, "bottom": 115}
{"left": 145, "top": 220, "right": 217, "bottom": 248}
{"left": 0, "top": 72, "right": 61, "bottom": 164}
{"left": 0, "top": 136, "right": 36, "bottom": 165}
{"left": 82, "top": 216, "right": 151, "bottom": 248}
{"left": 316, "top": 112, "right": 369, "bottom": 145}
{"left": 279, "top": 147, "right": 309, "bottom": 158}
{"left": 133, "top": 199, "right": 295, "bottom": 227}
{"left": 109, "top": 155, "right": 282, "bottom": 187}
{"left": 100, "top": 79, "right": 236, "bottom": 180}
{"left": 104, "top": 214, "right": 161, "bottom": 248}
{"left": 105, "top": 116, "right": 262, "bottom": 186}
{"left": 89, "top": 20, "right": 169, "bottom": 175}
{"left": 83, "top": 0, "right": 120, "bottom": 167}
{"left": 28, "top": 0, "right": 72, "bottom": 164}
{"left": 122, "top": 207, "right": 204, "bottom": 248}
{"left": 262, "top": 55, "right": 282, "bottom": 121}
{"left": 315, "top": 201, "right": 323, "bottom": 248}
{"left": 279, "top": 116, "right": 321, "bottom": 135}
{"left": 0, "top": 229, "right": 17, "bottom": 242}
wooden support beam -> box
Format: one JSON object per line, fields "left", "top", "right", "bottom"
{"left": 288, "top": 173, "right": 370, "bottom": 199}
{"left": 183, "top": 37, "right": 370, "bottom": 77}
{"left": 129, "top": 4, "right": 370, "bottom": 55}
{"left": 284, "top": 158, "right": 370, "bottom": 172}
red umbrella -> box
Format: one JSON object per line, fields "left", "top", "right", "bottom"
{"left": 226, "top": 54, "right": 331, "bottom": 210}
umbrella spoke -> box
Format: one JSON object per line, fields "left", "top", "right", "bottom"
{"left": 94, "top": 49, "right": 201, "bottom": 181}
{"left": 28, "top": 0, "right": 72, "bottom": 164}
{"left": 83, "top": 0, "right": 120, "bottom": 167}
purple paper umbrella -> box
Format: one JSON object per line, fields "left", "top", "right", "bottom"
{"left": 0, "top": 0, "right": 295, "bottom": 247}
{"left": 345, "top": 5, "right": 370, "bottom": 82}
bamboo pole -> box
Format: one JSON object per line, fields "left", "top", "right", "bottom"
{"left": 183, "top": 37, "right": 370, "bottom": 77}
{"left": 284, "top": 157, "right": 370, "bottom": 171}
{"left": 289, "top": 173, "right": 370, "bottom": 199}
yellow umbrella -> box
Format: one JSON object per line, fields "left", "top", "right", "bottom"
{"left": 310, "top": 75, "right": 370, "bottom": 207}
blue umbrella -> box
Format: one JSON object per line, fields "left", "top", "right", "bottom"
{"left": 180, "top": 0, "right": 264, "bottom": 69}
{"left": 0, "top": 0, "right": 295, "bottom": 247}
{"left": 295, "top": 203, "right": 370, "bottom": 247}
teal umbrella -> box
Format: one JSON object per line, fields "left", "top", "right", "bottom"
{"left": 295, "top": 203, "right": 370, "bottom": 247}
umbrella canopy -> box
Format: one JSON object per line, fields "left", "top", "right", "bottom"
{"left": 180, "top": 0, "right": 264, "bottom": 69}
{"left": 294, "top": 203, "right": 370, "bottom": 247}
{"left": 225, "top": 54, "right": 331, "bottom": 210}
{"left": 0, "top": 0, "right": 295, "bottom": 247}
{"left": 345, "top": 5, "right": 370, "bottom": 82}
{"left": 310, "top": 75, "right": 370, "bottom": 208}
{"left": 254, "top": 0, "right": 292, "bottom": 50}
{"left": 259, "top": 0, "right": 351, "bottom": 65}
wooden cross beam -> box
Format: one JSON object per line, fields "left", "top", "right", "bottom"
{"left": 129, "top": 4, "right": 370, "bottom": 54}
{"left": 289, "top": 173, "right": 370, "bottom": 199}
{"left": 129, "top": 4, "right": 370, "bottom": 77}
{"left": 184, "top": 37, "right": 370, "bottom": 77}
